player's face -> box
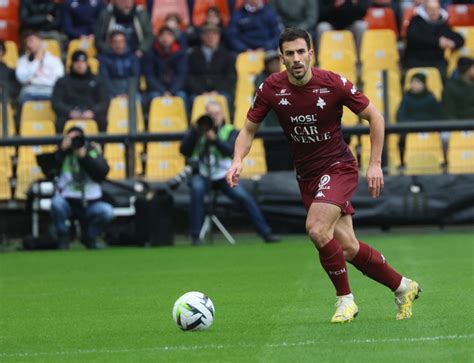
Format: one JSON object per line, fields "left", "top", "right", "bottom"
{"left": 280, "top": 38, "right": 313, "bottom": 82}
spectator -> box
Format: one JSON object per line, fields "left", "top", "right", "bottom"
{"left": 397, "top": 73, "right": 442, "bottom": 122}
{"left": 98, "top": 30, "right": 140, "bottom": 98}
{"left": 179, "top": 102, "right": 280, "bottom": 246}
{"left": 443, "top": 57, "right": 474, "bottom": 120}
{"left": 95, "top": 0, "right": 153, "bottom": 57}
{"left": 187, "top": 24, "right": 236, "bottom": 111}
{"left": 163, "top": 13, "right": 188, "bottom": 49}
{"left": 187, "top": 7, "right": 225, "bottom": 48}
{"left": 50, "top": 126, "right": 114, "bottom": 249}
{"left": 397, "top": 72, "right": 443, "bottom": 165}
{"left": 143, "top": 27, "right": 187, "bottom": 104}
{"left": 403, "top": 0, "right": 464, "bottom": 77}
{"left": 16, "top": 31, "right": 64, "bottom": 105}
{"left": 20, "top": 0, "right": 62, "bottom": 35}
{"left": 317, "top": 0, "right": 369, "bottom": 52}
{"left": 0, "top": 41, "right": 20, "bottom": 102}
{"left": 226, "top": 0, "right": 281, "bottom": 53}
{"left": 52, "top": 51, "right": 110, "bottom": 133}
{"left": 62, "top": 0, "right": 105, "bottom": 40}
{"left": 269, "top": 0, "right": 318, "bottom": 33}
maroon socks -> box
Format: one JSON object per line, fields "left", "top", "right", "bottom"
{"left": 318, "top": 238, "right": 351, "bottom": 296}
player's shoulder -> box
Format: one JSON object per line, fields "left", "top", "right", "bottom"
{"left": 313, "top": 67, "right": 349, "bottom": 86}
{"left": 259, "top": 71, "right": 289, "bottom": 91}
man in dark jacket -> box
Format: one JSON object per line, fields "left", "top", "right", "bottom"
{"left": 187, "top": 24, "right": 236, "bottom": 110}
{"left": 62, "top": 0, "right": 105, "bottom": 40}
{"left": 20, "top": 0, "right": 62, "bottom": 33}
{"left": 52, "top": 50, "right": 110, "bottom": 133}
{"left": 142, "top": 26, "right": 187, "bottom": 102}
{"left": 0, "top": 41, "right": 20, "bottom": 102}
{"left": 94, "top": 0, "right": 152, "bottom": 57}
{"left": 227, "top": 0, "right": 281, "bottom": 53}
{"left": 443, "top": 57, "right": 474, "bottom": 119}
{"left": 403, "top": 0, "right": 464, "bottom": 76}
{"left": 50, "top": 126, "right": 114, "bottom": 249}
{"left": 98, "top": 30, "right": 140, "bottom": 98}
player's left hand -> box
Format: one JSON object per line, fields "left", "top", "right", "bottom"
{"left": 366, "top": 164, "right": 384, "bottom": 198}
{"left": 226, "top": 159, "right": 242, "bottom": 188}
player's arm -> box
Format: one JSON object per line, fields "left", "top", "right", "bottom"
{"left": 358, "top": 102, "right": 385, "bottom": 198}
{"left": 226, "top": 119, "right": 260, "bottom": 187}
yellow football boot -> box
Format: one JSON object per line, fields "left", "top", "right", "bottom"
{"left": 395, "top": 280, "right": 422, "bottom": 320}
{"left": 331, "top": 295, "right": 359, "bottom": 323}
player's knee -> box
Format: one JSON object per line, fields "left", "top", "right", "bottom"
{"left": 306, "top": 224, "right": 331, "bottom": 248}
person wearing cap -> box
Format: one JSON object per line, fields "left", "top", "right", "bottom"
{"left": 142, "top": 26, "right": 187, "bottom": 105}
{"left": 443, "top": 57, "right": 474, "bottom": 120}
{"left": 49, "top": 126, "right": 114, "bottom": 249}
{"left": 227, "top": 0, "right": 281, "bottom": 53}
{"left": 187, "top": 23, "right": 236, "bottom": 113}
{"left": 52, "top": 50, "right": 110, "bottom": 133}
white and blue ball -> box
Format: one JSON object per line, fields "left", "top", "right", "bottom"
{"left": 172, "top": 291, "right": 215, "bottom": 331}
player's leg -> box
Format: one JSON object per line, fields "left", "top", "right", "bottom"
{"left": 334, "top": 214, "right": 422, "bottom": 320}
{"left": 306, "top": 202, "right": 358, "bottom": 323}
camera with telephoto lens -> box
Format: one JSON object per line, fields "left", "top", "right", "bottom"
{"left": 196, "top": 115, "right": 214, "bottom": 134}
{"left": 167, "top": 159, "right": 199, "bottom": 190}
{"left": 71, "top": 134, "right": 86, "bottom": 150}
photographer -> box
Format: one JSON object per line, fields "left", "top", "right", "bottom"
{"left": 50, "top": 127, "right": 114, "bottom": 249}
{"left": 180, "top": 101, "right": 279, "bottom": 246}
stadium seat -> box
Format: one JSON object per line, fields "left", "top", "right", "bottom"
{"left": 359, "top": 134, "right": 401, "bottom": 175}
{"left": 0, "top": 103, "right": 16, "bottom": 136}
{"left": 66, "top": 38, "right": 97, "bottom": 62}
{"left": 447, "top": 131, "right": 474, "bottom": 174}
{"left": 63, "top": 119, "right": 99, "bottom": 135}
{"left": 342, "top": 106, "right": 360, "bottom": 127}
{"left": 192, "top": 0, "right": 230, "bottom": 27}
{"left": 400, "top": 7, "right": 415, "bottom": 39}
{"left": 151, "top": 0, "right": 189, "bottom": 35}
{"left": 0, "top": 20, "right": 20, "bottom": 43}
{"left": 446, "top": 27, "right": 474, "bottom": 76}
{"left": 191, "top": 94, "right": 230, "bottom": 124}
{"left": 19, "top": 101, "right": 56, "bottom": 136}
{"left": 236, "top": 51, "right": 265, "bottom": 77}
{"left": 104, "top": 143, "right": 143, "bottom": 180}
{"left": 448, "top": 4, "right": 474, "bottom": 27}
{"left": 364, "top": 7, "right": 398, "bottom": 35}
{"left": 233, "top": 94, "right": 253, "bottom": 129}
{"left": 319, "top": 30, "right": 357, "bottom": 60}
{"left": 146, "top": 141, "right": 185, "bottom": 181}
{"left": 404, "top": 132, "right": 444, "bottom": 175}
{"left": 15, "top": 146, "right": 55, "bottom": 199}
{"left": 318, "top": 50, "right": 357, "bottom": 76}
{"left": 241, "top": 139, "right": 267, "bottom": 179}
{"left": 360, "top": 29, "right": 399, "bottom": 71}
{"left": 362, "top": 70, "right": 401, "bottom": 123}
{"left": 148, "top": 96, "right": 188, "bottom": 132}
{"left": 3, "top": 40, "right": 18, "bottom": 68}
{"left": 44, "top": 39, "right": 61, "bottom": 58}
{"left": 107, "top": 97, "right": 145, "bottom": 133}
{"left": 404, "top": 67, "right": 443, "bottom": 101}
{"left": 0, "top": 0, "right": 19, "bottom": 22}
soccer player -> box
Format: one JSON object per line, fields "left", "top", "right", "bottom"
{"left": 226, "top": 28, "right": 421, "bottom": 323}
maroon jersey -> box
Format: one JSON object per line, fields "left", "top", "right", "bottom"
{"left": 247, "top": 68, "right": 369, "bottom": 180}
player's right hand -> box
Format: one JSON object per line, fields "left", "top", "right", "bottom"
{"left": 226, "top": 159, "right": 242, "bottom": 188}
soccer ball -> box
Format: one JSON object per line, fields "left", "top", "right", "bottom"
{"left": 172, "top": 291, "right": 215, "bottom": 331}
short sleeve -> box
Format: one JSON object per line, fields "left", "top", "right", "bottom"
{"left": 336, "top": 74, "right": 370, "bottom": 115}
{"left": 246, "top": 81, "right": 272, "bottom": 124}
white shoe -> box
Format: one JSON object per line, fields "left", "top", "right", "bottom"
{"left": 331, "top": 294, "right": 358, "bottom": 323}
{"left": 395, "top": 278, "right": 422, "bottom": 320}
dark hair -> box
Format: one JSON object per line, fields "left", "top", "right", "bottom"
{"left": 0, "top": 40, "right": 5, "bottom": 54}
{"left": 22, "top": 29, "right": 41, "bottom": 42}
{"left": 108, "top": 29, "right": 126, "bottom": 42}
{"left": 278, "top": 28, "right": 311, "bottom": 53}
{"left": 158, "top": 26, "right": 175, "bottom": 36}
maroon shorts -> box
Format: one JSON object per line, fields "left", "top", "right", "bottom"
{"left": 298, "top": 161, "right": 359, "bottom": 215}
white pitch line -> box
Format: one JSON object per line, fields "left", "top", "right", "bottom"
{"left": 0, "top": 334, "right": 472, "bottom": 358}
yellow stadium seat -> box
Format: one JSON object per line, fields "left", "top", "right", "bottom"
{"left": 148, "top": 96, "right": 188, "bottom": 132}
{"left": 104, "top": 143, "right": 143, "bottom": 180}
{"left": 15, "top": 146, "right": 55, "bottom": 199}
{"left": 107, "top": 97, "right": 145, "bottom": 133}
{"left": 359, "top": 134, "right": 401, "bottom": 175}
{"left": 66, "top": 38, "right": 97, "bottom": 65}
{"left": 447, "top": 131, "right": 474, "bottom": 174}
{"left": 362, "top": 70, "right": 402, "bottom": 123}
{"left": 191, "top": 94, "right": 231, "bottom": 124}
{"left": 342, "top": 106, "right": 360, "bottom": 127}
{"left": 236, "top": 51, "right": 265, "bottom": 76}
{"left": 404, "top": 67, "right": 443, "bottom": 101}
{"left": 404, "top": 132, "right": 444, "bottom": 175}
{"left": 4, "top": 40, "right": 18, "bottom": 68}
{"left": 146, "top": 142, "right": 185, "bottom": 181}
{"left": 0, "top": 147, "right": 12, "bottom": 177}
{"left": 319, "top": 30, "right": 357, "bottom": 60}
{"left": 63, "top": 119, "right": 99, "bottom": 135}
{"left": 44, "top": 39, "right": 62, "bottom": 58}
{"left": 233, "top": 94, "right": 253, "bottom": 129}
{"left": 0, "top": 170, "right": 11, "bottom": 200}
{"left": 20, "top": 101, "right": 56, "bottom": 136}
{"left": 241, "top": 139, "right": 267, "bottom": 178}
{"left": 0, "top": 103, "right": 16, "bottom": 136}
{"left": 447, "top": 27, "right": 474, "bottom": 75}
{"left": 361, "top": 29, "right": 399, "bottom": 71}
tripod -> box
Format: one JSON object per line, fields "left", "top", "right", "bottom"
{"left": 197, "top": 144, "right": 235, "bottom": 245}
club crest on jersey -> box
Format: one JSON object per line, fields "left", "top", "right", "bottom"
{"left": 316, "top": 97, "right": 326, "bottom": 109}
{"left": 278, "top": 98, "right": 291, "bottom": 106}
{"left": 318, "top": 175, "right": 331, "bottom": 191}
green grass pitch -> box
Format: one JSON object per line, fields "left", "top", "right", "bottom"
{"left": 1, "top": 231, "right": 473, "bottom": 362}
